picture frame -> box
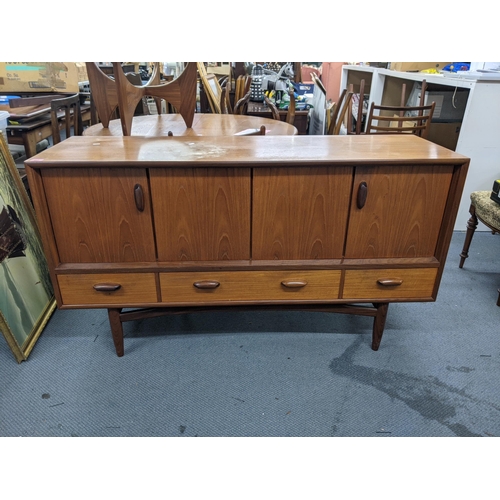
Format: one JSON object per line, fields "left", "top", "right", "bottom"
{"left": 0, "top": 131, "right": 56, "bottom": 363}
{"left": 197, "top": 62, "right": 222, "bottom": 114}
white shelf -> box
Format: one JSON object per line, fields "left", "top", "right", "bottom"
{"left": 341, "top": 65, "right": 500, "bottom": 230}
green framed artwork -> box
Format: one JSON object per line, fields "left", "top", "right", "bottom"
{"left": 0, "top": 131, "right": 56, "bottom": 362}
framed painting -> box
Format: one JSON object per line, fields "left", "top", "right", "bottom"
{"left": 0, "top": 131, "right": 56, "bottom": 362}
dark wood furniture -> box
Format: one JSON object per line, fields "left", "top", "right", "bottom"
{"left": 459, "top": 191, "right": 500, "bottom": 306}
{"left": 263, "top": 90, "right": 295, "bottom": 125}
{"left": 85, "top": 62, "right": 196, "bottom": 135}
{"left": 25, "top": 135, "right": 469, "bottom": 356}
{"left": 50, "top": 94, "right": 83, "bottom": 144}
{"left": 365, "top": 102, "right": 436, "bottom": 139}
{"left": 327, "top": 89, "right": 354, "bottom": 135}
{"left": 5, "top": 103, "right": 91, "bottom": 158}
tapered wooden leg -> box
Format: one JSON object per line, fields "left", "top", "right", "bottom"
{"left": 371, "top": 302, "right": 389, "bottom": 351}
{"left": 459, "top": 204, "right": 478, "bottom": 268}
{"left": 107, "top": 308, "right": 124, "bottom": 357}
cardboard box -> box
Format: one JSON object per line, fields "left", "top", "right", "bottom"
{"left": 0, "top": 62, "right": 84, "bottom": 93}
{"left": 390, "top": 62, "right": 452, "bottom": 72}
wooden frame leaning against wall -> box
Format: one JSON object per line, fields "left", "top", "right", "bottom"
{"left": 0, "top": 132, "right": 56, "bottom": 362}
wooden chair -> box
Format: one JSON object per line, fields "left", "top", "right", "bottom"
{"left": 364, "top": 101, "right": 435, "bottom": 139}
{"left": 113, "top": 62, "right": 197, "bottom": 135}
{"left": 219, "top": 77, "right": 232, "bottom": 114}
{"left": 263, "top": 94, "right": 280, "bottom": 120}
{"left": 346, "top": 79, "right": 366, "bottom": 135}
{"left": 263, "top": 89, "right": 296, "bottom": 125}
{"left": 459, "top": 191, "right": 500, "bottom": 306}
{"left": 286, "top": 90, "right": 296, "bottom": 125}
{"left": 86, "top": 62, "right": 196, "bottom": 135}
{"left": 327, "top": 89, "right": 354, "bottom": 135}
{"left": 85, "top": 62, "right": 120, "bottom": 128}
{"left": 234, "top": 75, "right": 251, "bottom": 104}
{"left": 50, "top": 94, "right": 83, "bottom": 145}
{"left": 124, "top": 72, "right": 149, "bottom": 115}
{"left": 234, "top": 91, "right": 252, "bottom": 115}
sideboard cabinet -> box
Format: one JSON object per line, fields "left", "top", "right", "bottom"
{"left": 25, "top": 135, "right": 469, "bottom": 356}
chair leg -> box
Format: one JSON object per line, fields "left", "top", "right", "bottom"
{"left": 497, "top": 289, "right": 500, "bottom": 307}
{"left": 459, "top": 203, "right": 478, "bottom": 268}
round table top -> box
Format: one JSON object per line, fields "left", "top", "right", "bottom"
{"left": 83, "top": 113, "right": 298, "bottom": 137}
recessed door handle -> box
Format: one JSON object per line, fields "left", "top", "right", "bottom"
{"left": 357, "top": 181, "right": 368, "bottom": 209}
{"left": 134, "top": 183, "right": 145, "bottom": 212}
{"left": 93, "top": 283, "right": 122, "bottom": 292}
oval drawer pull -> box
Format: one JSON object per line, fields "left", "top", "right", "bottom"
{"left": 281, "top": 280, "right": 308, "bottom": 288}
{"left": 93, "top": 283, "right": 122, "bottom": 292}
{"left": 193, "top": 280, "right": 220, "bottom": 289}
{"left": 377, "top": 278, "right": 403, "bottom": 287}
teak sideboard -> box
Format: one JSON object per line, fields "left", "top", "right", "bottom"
{"left": 25, "top": 135, "right": 469, "bottom": 356}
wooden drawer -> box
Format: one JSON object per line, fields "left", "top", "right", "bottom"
{"left": 342, "top": 268, "right": 438, "bottom": 300}
{"left": 57, "top": 273, "right": 158, "bottom": 306}
{"left": 160, "top": 270, "right": 342, "bottom": 304}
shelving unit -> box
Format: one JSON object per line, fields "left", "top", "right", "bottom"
{"left": 340, "top": 65, "right": 500, "bottom": 230}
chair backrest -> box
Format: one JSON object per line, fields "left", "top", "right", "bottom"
{"left": 219, "top": 77, "right": 233, "bottom": 114}
{"left": 113, "top": 62, "right": 197, "bottom": 135}
{"left": 365, "top": 101, "right": 436, "bottom": 138}
{"left": 125, "top": 72, "right": 149, "bottom": 115}
{"left": 346, "top": 79, "right": 366, "bottom": 135}
{"left": 234, "top": 75, "right": 251, "bottom": 105}
{"left": 234, "top": 91, "right": 251, "bottom": 115}
{"left": 263, "top": 89, "right": 296, "bottom": 124}
{"left": 263, "top": 95, "right": 280, "bottom": 120}
{"left": 285, "top": 90, "right": 296, "bottom": 125}
{"left": 327, "top": 89, "right": 354, "bottom": 135}
{"left": 50, "top": 94, "right": 83, "bottom": 144}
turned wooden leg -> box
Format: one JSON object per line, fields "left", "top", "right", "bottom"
{"left": 459, "top": 203, "right": 478, "bottom": 268}
{"left": 371, "top": 302, "right": 389, "bottom": 351}
{"left": 107, "top": 308, "right": 124, "bottom": 357}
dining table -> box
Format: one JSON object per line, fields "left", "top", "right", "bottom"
{"left": 82, "top": 113, "right": 298, "bottom": 137}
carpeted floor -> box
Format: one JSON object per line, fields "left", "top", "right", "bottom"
{"left": 1, "top": 230, "right": 499, "bottom": 438}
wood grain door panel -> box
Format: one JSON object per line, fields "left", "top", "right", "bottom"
{"left": 150, "top": 168, "right": 251, "bottom": 261}
{"left": 345, "top": 165, "right": 453, "bottom": 258}
{"left": 252, "top": 167, "right": 353, "bottom": 260}
{"left": 41, "top": 168, "right": 156, "bottom": 263}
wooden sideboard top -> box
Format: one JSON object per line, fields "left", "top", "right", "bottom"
{"left": 25, "top": 134, "right": 469, "bottom": 168}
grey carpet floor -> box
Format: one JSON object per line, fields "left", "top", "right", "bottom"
{"left": 1, "top": 230, "right": 499, "bottom": 438}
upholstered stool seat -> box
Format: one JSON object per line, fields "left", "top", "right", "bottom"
{"left": 459, "top": 191, "right": 500, "bottom": 306}
{"left": 471, "top": 191, "right": 500, "bottom": 228}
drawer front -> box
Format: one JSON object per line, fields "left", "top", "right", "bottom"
{"left": 57, "top": 273, "right": 158, "bottom": 306}
{"left": 160, "top": 270, "right": 342, "bottom": 304}
{"left": 342, "top": 268, "right": 438, "bottom": 300}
